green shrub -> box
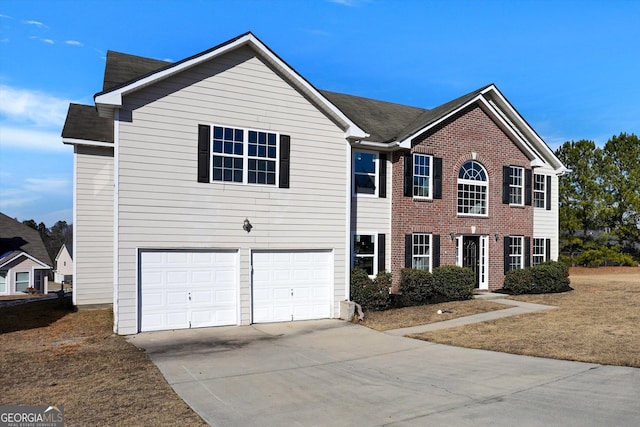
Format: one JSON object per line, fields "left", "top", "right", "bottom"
{"left": 503, "top": 261, "right": 571, "bottom": 294}
{"left": 575, "top": 247, "right": 636, "bottom": 267}
{"left": 432, "top": 265, "right": 475, "bottom": 301}
{"left": 350, "top": 268, "right": 390, "bottom": 311}
{"left": 399, "top": 268, "right": 433, "bottom": 306}
{"left": 503, "top": 268, "right": 533, "bottom": 295}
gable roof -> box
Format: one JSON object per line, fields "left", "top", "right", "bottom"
{"left": 55, "top": 243, "right": 72, "bottom": 262}
{"left": 93, "top": 32, "right": 368, "bottom": 139}
{"left": 0, "top": 213, "right": 52, "bottom": 268}
{"left": 64, "top": 32, "right": 567, "bottom": 173}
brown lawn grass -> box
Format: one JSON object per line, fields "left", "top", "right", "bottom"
{"left": 361, "top": 299, "right": 509, "bottom": 331}
{"left": 408, "top": 267, "right": 640, "bottom": 367}
{"left": 0, "top": 300, "right": 207, "bottom": 427}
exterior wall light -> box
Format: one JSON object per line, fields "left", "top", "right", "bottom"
{"left": 495, "top": 233, "right": 500, "bottom": 241}
{"left": 243, "top": 218, "right": 252, "bottom": 233}
{"left": 450, "top": 231, "right": 456, "bottom": 240}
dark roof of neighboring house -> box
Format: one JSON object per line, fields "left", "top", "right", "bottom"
{"left": 62, "top": 103, "right": 114, "bottom": 143}
{"left": 62, "top": 45, "right": 492, "bottom": 145}
{"left": 0, "top": 212, "right": 53, "bottom": 267}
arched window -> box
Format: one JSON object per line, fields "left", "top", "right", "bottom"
{"left": 457, "top": 160, "right": 488, "bottom": 215}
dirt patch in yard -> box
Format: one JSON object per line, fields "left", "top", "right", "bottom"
{"left": 408, "top": 267, "right": 640, "bottom": 367}
{"left": 0, "top": 300, "right": 207, "bottom": 426}
{"left": 361, "top": 299, "right": 510, "bottom": 331}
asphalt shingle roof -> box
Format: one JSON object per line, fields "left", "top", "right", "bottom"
{"left": 0, "top": 212, "right": 52, "bottom": 267}
{"left": 64, "top": 46, "right": 492, "bottom": 146}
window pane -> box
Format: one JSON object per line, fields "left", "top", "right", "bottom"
{"left": 0, "top": 272, "right": 6, "bottom": 293}
{"left": 354, "top": 235, "right": 375, "bottom": 254}
{"left": 413, "top": 154, "right": 431, "bottom": 197}
{"left": 15, "top": 272, "right": 29, "bottom": 292}
{"left": 354, "top": 152, "right": 376, "bottom": 174}
{"left": 354, "top": 256, "right": 374, "bottom": 276}
{"left": 355, "top": 175, "right": 376, "bottom": 194}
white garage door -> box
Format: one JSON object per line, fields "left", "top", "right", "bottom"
{"left": 252, "top": 251, "right": 332, "bottom": 323}
{"left": 140, "top": 251, "right": 237, "bottom": 332}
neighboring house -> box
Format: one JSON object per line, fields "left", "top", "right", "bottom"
{"left": 54, "top": 243, "right": 73, "bottom": 284}
{"left": 62, "top": 32, "right": 567, "bottom": 334}
{"left": 0, "top": 212, "right": 52, "bottom": 295}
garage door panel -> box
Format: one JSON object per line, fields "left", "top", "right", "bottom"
{"left": 140, "top": 251, "right": 237, "bottom": 332}
{"left": 252, "top": 251, "right": 331, "bottom": 323}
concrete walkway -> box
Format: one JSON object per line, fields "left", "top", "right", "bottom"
{"left": 385, "top": 293, "right": 558, "bottom": 336}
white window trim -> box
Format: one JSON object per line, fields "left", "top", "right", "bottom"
{"left": 533, "top": 173, "right": 546, "bottom": 209}
{"left": 352, "top": 150, "right": 379, "bottom": 197}
{"left": 533, "top": 238, "right": 546, "bottom": 265}
{"left": 15, "top": 271, "right": 30, "bottom": 293}
{"left": 0, "top": 271, "right": 7, "bottom": 295}
{"left": 413, "top": 154, "right": 433, "bottom": 199}
{"left": 509, "top": 166, "right": 525, "bottom": 206}
{"left": 352, "top": 232, "right": 378, "bottom": 277}
{"left": 508, "top": 236, "right": 525, "bottom": 271}
{"left": 411, "top": 233, "right": 432, "bottom": 272}
{"left": 210, "top": 124, "right": 280, "bottom": 186}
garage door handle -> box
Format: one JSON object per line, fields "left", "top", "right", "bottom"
{"left": 188, "top": 292, "right": 191, "bottom": 301}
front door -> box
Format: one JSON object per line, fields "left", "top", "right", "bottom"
{"left": 462, "top": 236, "right": 480, "bottom": 288}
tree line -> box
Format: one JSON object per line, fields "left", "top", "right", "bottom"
{"left": 22, "top": 219, "right": 73, "bottom": 263}
{"left": 555, "top": 132, "right": 640, "bottom": 266}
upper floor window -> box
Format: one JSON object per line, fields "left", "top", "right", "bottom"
{"left": 413, "top": 154, "right": 432, "bottom": 198}
{"left": 533, "top": 174, "right": 547, "bottom": 209}
{"left": 353, "top": 151, "right": 378, "bottom": 195}
{"left": 509, "top": 166, "right": 524, "bottom": 205}
{"left": 457, "top": 160, "right": 488, "bottom": 216}
{"left": 198, "top": 124, "right": 290, "bottom": 188}
{"left": 211, "top": 126, "right": 277, "bottom": 185}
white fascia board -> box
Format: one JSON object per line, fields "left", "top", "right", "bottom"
{"left": 351, "top": 140, "right": 400, "bottom": 151}
{"left": 0, "top": 252, "right": 52, "bottom": 269}
{"left": 94, "top": 33, "right": 368, "bottom": 139}
{"left": 63, "top": 138, "right": 114, "bottom": 149}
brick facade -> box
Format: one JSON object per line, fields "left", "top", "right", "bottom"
{"left": 391, "top": 105, "right": 534, "bottom": 291}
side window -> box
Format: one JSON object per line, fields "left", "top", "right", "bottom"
{"left": 353, "top": 151, "right": 378, "bottom": 196}
{"left": 504, "top": 236, "right": 531, "bottom": 273}
{"left": 509, "top": 166, "right": 524, "bottom": 205}
{"left": 413, "top": 154, "right": 432, "bottom": 198}
{"left": 15, "top": 272, "right": 29, "bottom": 293}
{"left": 353, "top": 234, "right": 376, "bottom": 275}
{"left": 412, "top": 233, "right": 432, "bottom": 271}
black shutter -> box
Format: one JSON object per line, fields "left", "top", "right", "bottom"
{"left": 504, "top": 236, "right": 510, "bottom": 274}
{"left": 405, "top": 234, "right": 413, "bottom": 268}
{"left": 433, "top": 157, "right": 442, "bottom": 199}
{"left": 525, "top": 169, "right": 533, "bottom": 206}
{"left": 524, "top": 236, "right": 531, "bottom": 267}
{"left": 378, "top": 153, "right": 387, "bottom": 198}
{"left": 279, "top": 135, "right": 290, "bottom": 188}
{"left": 378, "top": 234, "right": 386, "bottom": 273}
{"left": 404, "top": 153, "right": 413, "bottom": 197}
{"left": 546, "top": 175, "right": 552, "bottom": 210}
{"left": 545, "top": 238, "right": 551, "bottom": 262}
{"left": 432, "top": 234, "right": 440, "bottom": 268}
{"left": 198, "top": 125, "right": 211, "bottom": 183}
{"left": 502, "top": 166, "right": 510, "bottom": 204}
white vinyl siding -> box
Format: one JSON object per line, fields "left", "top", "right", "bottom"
{"left": 75, "top": 145, "right": 114, "bottom": 306}
{"left": 114, "top": 47, "right": 348, "bottom": 333}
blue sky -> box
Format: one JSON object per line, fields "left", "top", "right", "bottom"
{"left": 1, "top": 0, "right": 639, "bottom": 226}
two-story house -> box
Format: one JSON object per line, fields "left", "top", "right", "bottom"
{"left": 62, "top": 32, "right": 567, "bottom": 334}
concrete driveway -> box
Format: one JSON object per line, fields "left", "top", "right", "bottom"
{"left": 129, "top": 320, "right": 640, "bottom": 427}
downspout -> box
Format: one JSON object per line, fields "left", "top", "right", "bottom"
{"left": 112, "top": 109, "right": 119, "bottom": 334}
{"left": 345, "top": 140, "right": 353, "bottom": 307}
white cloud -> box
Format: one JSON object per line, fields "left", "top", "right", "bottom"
{"left": 23, "top": 20, "right": 47, "bottom": 28}
{"left": 65, "top": 40, "right": 83, "bottom": 47}
{"left": 42, "top": 38, "right": 54, "bottom": 44}
{"left": 0, "top": 127, "right": 69, "bottom": 152}
{"left": 0, "top": 188, "right": 39, "bottom": 209}
{"left": 24, "top": 177, "right": 69, "bottom": 194}
{"left": 0, "top": 85, "right": 70, "bottom": 127}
